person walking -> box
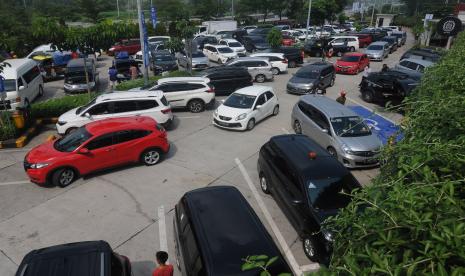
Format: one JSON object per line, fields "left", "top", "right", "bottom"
{"left": 381, "top": 63, "right": 389, "bottom": 72}
{"left": 336, "top": 90, "right": 346, "bottom": 105}
{"left": 130, "top": 64, "right": 138, "bottom": 80}
{"left": 108, "top": 66, "right": 118, "bottom": 90}
{"left": 152, "top": 251, "right": 173, "bottom": 276}
{"left": 363, "top": 64, "right": 371, "bottom": 78}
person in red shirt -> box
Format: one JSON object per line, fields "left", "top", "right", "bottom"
{"left": 152, "top": 251, "right": 173, "bottom": 276}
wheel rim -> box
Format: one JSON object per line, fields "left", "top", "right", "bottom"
{"left": 256, "top": 75, "right": 265, "bottom": 83}
{"left": 144, "top": 150, "right": 160, "bottom": 165}
{"left": 190, "top": 101, "right": 202, "bottom": 112}
{"left": 60, "top": 169, "right": 74, "bottom": 186}
{"left": 304, "top": 239, "right": 315, "bottom": 257}
{"left": 260, "top": 177, "right": 268, "bottom": 191}
{"left": 247, "top": 120, "right": 255, "bottom": 129}
{"left": 272, "top": 68, "right": 279, "bottom": 75}
{"left": 294, "top": 121, "right": 302, "bottom": 134}
{"left": 273, "top": 106, "right": 279, "bottom": 115}
{"left": 351, "top": 47, "right": 355, "bottom": 52}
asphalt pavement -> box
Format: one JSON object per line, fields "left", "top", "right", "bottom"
{"left": 0, "top": 32, "right": 415, "bottom": 275}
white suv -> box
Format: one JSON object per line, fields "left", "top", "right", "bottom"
{"left": 130, "top": 77, "right": 215, "bottom": 113}
{"left": 203, "top": 44, "right": 238, "bottom": 64}
{"left": 219, "top": 39, "right": 247, "bottom": 57}
{"left": 249, "top": 53, "right": 288, "bottom": 75}
{"left": 56, "top": 91, "right": 173, "bottom": 135}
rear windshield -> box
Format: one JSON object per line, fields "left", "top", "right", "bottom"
{"left": 154, "top": 55, "right": 174, "bottom": 61}
{"left": 341, "top": 55, "right": 360, "bottom": 62}
{"left": 308, "top": 174, "right": 357, "bottom": 210}
{"left": 295, "top": 69, "right": 320, "bottom": 79}
{"left": 218, "top": 47, "right": 233, "bottom": 53}
{"left": 367, "top": 45, "right": 383, "bottom": 50}
{"left": 229, "top": 42, "right": 242, "bottom": 47}
{"left": 192, "top": 52, "right": 205, "bottom": 58}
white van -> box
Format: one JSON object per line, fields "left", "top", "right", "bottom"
{"left": 0, "top": 59, "right": 44, "bottom": 111}
{"left": 329, "top": 36, "right": 360, "bottom": 51}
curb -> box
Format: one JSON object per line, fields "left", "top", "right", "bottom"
{"left": 0, "top": 117, "right": 57, "bottom": 149}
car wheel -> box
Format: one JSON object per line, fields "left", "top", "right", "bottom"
{"left": 188, "top": 99, "right": 205, "bottom": 113}
{"left": 329, "top": 77, "right": 335, "bottom": 87}
{"left": 255, "top": 74, "right": 266, "bottom": 83}
{"left": 289, "top": 61, "right": 297, "bottom": 68}
{"left": 38, "top": 85, "right": 44, "bottom": 97}
{"left": 327, "top": 147, "right": 337, "bottom": 158}
{"left": 271, "top": 67, "right": 280, "bottom": 75}
{"left": 65, "top": 127, "right": 77, "bottom": 135}
{"left": 52, "top": 168, "right": 76, "bottom": 188}
{"left": 350, "top": 46, "right": 355, "bottom": 52}
{"left": 246, "top": 118, "right": 255, "bottom": 130}
{"left": 293, "top": 120, "right": 302, "bottom": 134}
{"left": 259, "top": 174, "right": 271, "bottom": 194}
{"left": 362, "top": 89, "right": 374, "bottom": 103}
{"left": 303, "top": 237, "right": 319, "bottom": 262}
{"left": 141, "top": 148, "right": 162, "bottom": 166}
{"left": 272, "top": 105, "right": 279, "bottom": 116}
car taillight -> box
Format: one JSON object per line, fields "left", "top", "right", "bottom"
{"left": 207, "top": 87, "right": 215, "bottom": 93}
{"left": 161, "top": 108, "right": 171, "bottom": 114}
{"left": 283, "top": 58, "right": 288, "bottom": 64}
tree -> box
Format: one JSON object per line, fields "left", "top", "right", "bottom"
{"left": 74, "top": 0, "right": 112, "bottom": 22}
{"left": 267, "top": 28, "right": 282, "bottom": 48}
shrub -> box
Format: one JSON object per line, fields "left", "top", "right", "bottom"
{"left": 267, "top": 28, "right": 283, "bottom": 48}
{"left": 115, "top": 70, "right": 190, "bottom": 91}
{"left": 320, "top": 30, "right": 465, "bottom": 275}
{"left": 31, "top": 93, "right": 96, "bottom": 119}
{"left": 0, "top": 111, "right": 16, "bottom": 141}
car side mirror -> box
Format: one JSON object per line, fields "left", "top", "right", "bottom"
{"left": 255, "top": 105, "right": 262, "bottom": 110}
{"left": 18, "top": 85, "right": 25, "bottom": 90}
{"left": 292, "top": 199, "right": 304, "bottom": 205}
{"left": 84, "top": 112, "right": 92, "bottom": 119}
{"left": 322, "top": 128, "right": 329, "bottom": 134}
{"left": 77, "top": 148, "right": 90, "bottom": 154}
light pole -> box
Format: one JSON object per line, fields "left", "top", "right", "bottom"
{"left": 117, "top": 0, "right": 120, "bottom": 17}
{"left": 136, "top": 0, "right": 149, "bottom": 85}
{"left": 305, "top": 0, "right": 312, "bottom": 43}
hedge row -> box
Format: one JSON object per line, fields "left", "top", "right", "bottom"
{"left": 115, "top": 70, "right": 190, "bottom": 91}
{"left": 320, "top": 32, "right": 465, "bottom": 274}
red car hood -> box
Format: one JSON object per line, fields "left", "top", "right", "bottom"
{"left": 336, "top": 60, "right": 358, "bottom": 67}
{"left": 26, "top": 141, "right": 67, "bottom": 163}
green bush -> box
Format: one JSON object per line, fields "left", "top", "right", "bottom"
{"left": 0, "top": 111, "right": 16, "bottom": 141}
{"left": 320, "top": 31, "right": 465, "bottom": 275}
{"left": 31, "top": 93, "right": 96, "bottom": 119}
{"left": 115, "top": 70, "right": 190, "bottom": 91}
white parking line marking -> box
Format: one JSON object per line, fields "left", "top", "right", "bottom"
{"left": 0, "top": 180, "right": 30, "bottom": 186}
{"left": 281, "top": 128, "right": 290, "bottom": 134}
{"left": 158, "top": 205, "right": 168, "bottom": 253}
{"left": 235, "top": 158, "right": 306, "bottom": 276}
{"left": 300, "top": 263, "right": 321, "bottom": 273}
{"left": 346, "top": 97, "right": 398, "bottom": 125}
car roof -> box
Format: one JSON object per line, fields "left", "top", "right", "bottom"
{"left": 370, "top": 41, "right": 389, "bottom": 46}
{"left": 250, "top": 52, "right": 285, "bottom": 57}
{"left": 233, "top": 56, "right": 269, "bottom": 61}
{"left": 97, "top": 90, "right": 163, "bottom": 102}
{"left": 182, "top": 186, "right": 290, "bottom": 275}
{"left": 234, "top": 85, "right": 272, "bottom": 96}
{"left": 86, "top": 116, "right": 156, "bottom": 136}
{"left": 400, "top": 58, "right": 434, "bottom": 66}
{"left": 343, "top": 52, "right": 364, "bottom": 57}
{"left": 300, "top": 62, "right": 333, "bottom": 71}
{"left": 205, "top": 44, "right": 229, "bottom": 49}
{"left": 300, "top": 95, "right": 358, "bottom": 118}
{"left": 0, "top": 59, "right": 36, "bottom": 79}
{"left": 269, "top": 135, "right": 348, "bottom": 178}
{"left": 221, "top": 38, "right": 240, "bottom": 43}
{"left": 67, "top": 58, "right": 93, "bottom": 68}
{"left": 17, "top": 240, "right": 112, "bottom": 276}
{"left": 157, "top": 77, "right": 209, "bottom": 84}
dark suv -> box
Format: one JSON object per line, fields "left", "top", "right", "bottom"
{"left": 257, "top": 134, "right": 361, "bottom": 265}
{"left": 359, "top": 69, "right": 420, "bottom": 105}
{"left": 196, "top": 66, "right": 252, "bottom": 96}
{"left": 287, "top": 62, "right": 335, "bottom": 94}
{"left": 15, "top": 240, "right": 131, "bottom": 276}
{"left": 259, "top": 46, "right": 304, "bottom": 68}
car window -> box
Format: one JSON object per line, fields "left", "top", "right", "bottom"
{"left": 137, "top": 100, "right": 158, "bottom": 110}
{"left": 87, "top": 103, "right": 111, "bottom": 116}
{"left": 418, "top": 65, "right": 425, "bottom": 73}
{"left": 220, "top": 41, "right": 227, "bottom": 45}
{"left": 273, "top": 155, "right": 300, "bottom": 189}
{"left": 399, "top": 60, "right": 409, "bottom": 67}
{"left": 17, "top": 77, "right": 23, "bottom": 87}
{"left": 265, "top": 91, "right": 274, "bottom": 101}
{"left": 255, "top": 93, "right": 266, "bottom": 106}
{"left": 23, "top": 66, "right": 41, "bottom": 83}
{"left": 186, "top": 83, "right": 205, "bottom": 90}
{"left": 113, "top": 101, "right": 138, "bottom": 113}
{"left": 308, "top": 105, "right": 330, "bottom": 130}
{"left": 86, "top": 133, "right": 114, "bottom": 150}
{"left": 114, "top": 130, "right": 151, "bottom": 144}
{"left": 257, "top": 61, "right": 268, "bottom": 67}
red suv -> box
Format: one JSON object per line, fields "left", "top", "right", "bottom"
{"left": 24, "top": 116, "right": 170, "bottom": 187}
{"left": 335, "top": 53, "right": 370, "bottom": 75}
{"left": 351, "top": 34, "right": 372, "bottom": 48}
{"left": 108, "top": 39, "right": 141, "bottom": 56}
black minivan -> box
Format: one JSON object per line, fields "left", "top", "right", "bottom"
{"left": 197, "top": 66, "right": 252, "bottom": 96}
{"left": 173, "top": 186, "right": 292, "bottom": 276}
{"left": 257, "top": 135, "right": 361, "bottom": 265}
{"left": 15, "top": 240, "right": 131, "bottom": 276}
{"left": 64, "top": 58, "right": 99, "bottom": 93}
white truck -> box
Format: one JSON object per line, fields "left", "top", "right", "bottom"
{"left": 196, "top": 20, "right": 238, "bottom": 35}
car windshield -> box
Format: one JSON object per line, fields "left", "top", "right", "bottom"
{"left": 229, "top": 42, "right": 242, "bottom": 47}
{"left": 65, "top": 72, "right": 94, "bottom": 83}
{"left": 223, "top": 93, "right": 256, "bottom": 109}
{"left": 367, "top": 45, "right": 383, "bottom": 50}
{"left": 331, "top": 116, "right": 371, "bottom": 137}
{"left": 341, "top": 56, "right": 360, "bottom": 62}
{"left": 76, "top": 98, "right": 96, "bottom": 114}
{"left": 250, "top": 37, "right": 266, "bottom": 43}
{"left": 1, "top": 79, "right": 16, "bottom": 92}
{"left": 218, "top": 47, "right": 233, "bottom": 53}
{"left": 54, "top": 127, "right": 92, "bottom": 152}
{"left": 295, "top": 69, "right": 320, "bottom": 79}
{"left": 192, "top": 52, "right": 205, "bottom": 58}
{"left": 308, "top": 175, "right": 357, "bottom": 210}
{"left": 154, "top": 55, "right": 174, "bottom": 61}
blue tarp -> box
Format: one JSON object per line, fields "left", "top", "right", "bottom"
{"left": 116, "top": 51, "right": 130, "bottom": 59}
{"left": 52, "top": 52, "right": 72, "bottom": 66}
{"left": 348, "top": 105, "right": 403, "bottom": 145}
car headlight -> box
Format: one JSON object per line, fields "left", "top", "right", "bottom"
{"left": 307, "top": 83, "right": 314, "bottom": 88}
{"left": 236, "top": 113, "right": 247, "bottom": 121}
{"left": 109, "top": 48, "right": 115, "bottom": 51}
{"left": 341, "top": 144, "right": 355, "bottom": 155}
{"left": 30, "top": 163, "right": 49, "bottom": 169}
{"left": 57, "top": 120, "right": 67, "bottom": 126}
{"left": 322, "top": 230, "right": 334, "bottom": 242}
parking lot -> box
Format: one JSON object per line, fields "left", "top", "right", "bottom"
{"left": 0, "top": 33, "right": 413, "bottom": 275}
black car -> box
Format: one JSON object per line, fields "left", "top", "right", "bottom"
{"left": 287, "top": 62, "right": 335, "bottom": 94}
{"left": 15, "top": 240, "right": 131, "bottom": 276}
{"left": 380, "top": 36, "right": 398, "bottom": 53}
{"left": 400, "top": 48, "right": 443, "bottom": 63}
{"left": 196, "top": 66, "right": 252, "bottom": 96}
{"left": 193, "top": 35, "right": 218, "bottom": 50}
{"left": 258, "top": 46, "right": 304, "bottom": 68}
{"left": 257, "top": 134, "right": 362, "bottom": 264}
{"left": 114, "top": 58, "right": 141, "bottom": 82}
{"left": 242, "top": 36, "right": 270, "bottom": 52}
{"left": 303, "top": 38, "right": 350, "bottom": 58}
{"left": 249, "top": 27, "right": 272, "bottom": 37}
{"left": 173, "top": 186, "right": 292, "bottom": 275}
{"left": 359, "top": 69, "right": 420, "bottom": 105}
{"left": 150, "top": 50, "right": 178, "bottom": 75}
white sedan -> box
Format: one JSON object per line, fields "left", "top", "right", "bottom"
{"left": 213, "top": 86, "right": 279, "bottom": 131}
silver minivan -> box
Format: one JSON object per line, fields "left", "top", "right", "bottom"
{"left": 291, "top": 95, "right": 383, "bottom": 168}
{"left": 365, "top": 41, "right": 390, "bottom": 61}
{"left": 226, "top": 57, "right": 274, "bottom": 83}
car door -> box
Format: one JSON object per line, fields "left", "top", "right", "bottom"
{"left": 83, "top": 102, "right": 114, "bottom": 124}
{"left": 112, "top": 129, "right": 151, "bottom": 164}
{"left": 156, "top": 83, "right": 187, "bottom": 108}
{"left": 253, "top": 93, "right": 267, "bottom": 122}
{"left": 320, "top": 68, "right": 331, "bottom": 87}
{"left": 76, "top": 132, "right": 117, "bottom": 174}
{"left": 263, "top": 91, "right": 276, "bottom": 116}
{"left": 309, "top": 107, "right": 332, "bottom": 148}
{"left": 112, "top": 100, "right": 140, "bottom": 116}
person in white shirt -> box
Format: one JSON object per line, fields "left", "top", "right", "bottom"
{"left": 363, "top": 64, "right": 372, "bottom": 78}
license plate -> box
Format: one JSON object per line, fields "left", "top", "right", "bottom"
{"left": 364, "top": 158, "right": 378, "bottom": 164}
{"left": 217, "top": 121, "right": 228, "bottom": 126}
